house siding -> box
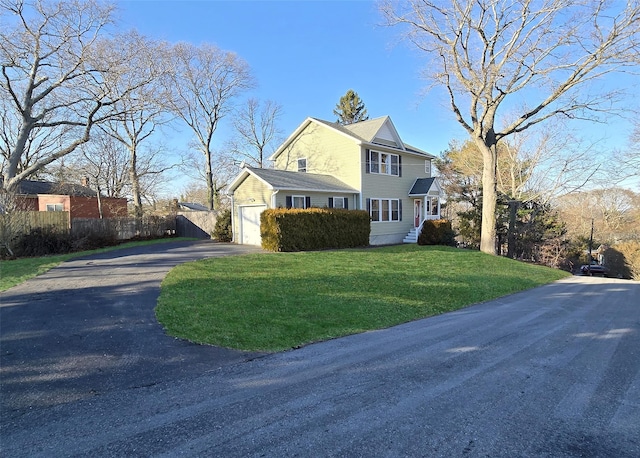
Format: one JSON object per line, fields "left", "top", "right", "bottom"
{"left": 275, "top": 192, "right": 357, "bottom": 209}
{"left": 361, "top": 148, "right": 434, "bottom": 245}
{"left": 274, "top": 122, "right": 361, "bottom": 190}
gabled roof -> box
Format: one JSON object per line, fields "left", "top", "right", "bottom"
{"left": 343, "top": 116, "right": 406, "bottom": 150}
{"left": 270, "top": 116, "right": 435, "bottom": 161}
{"left": 408, "top": 177, "right": 439, "bottom": 196}
{"left": 15, "top": 180, "right": 97, "bottom": 197}
{"left": 228, "top": 167, "right": 358, "bottom": 194}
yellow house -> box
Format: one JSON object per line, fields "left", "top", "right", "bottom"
{"left": 228, "top": 116, "right": 441, "bottom": 246}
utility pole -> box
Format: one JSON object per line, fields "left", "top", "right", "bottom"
{"left": 588, "top": 218, "right": 594, "bottom": 274}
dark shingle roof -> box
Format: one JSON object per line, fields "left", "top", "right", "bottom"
{"left": 409, "top": 178, "right": 436, "bottom": 196}
{"left": 178, "top": 202, "right": 209, "bottom": 211}
{"left": 247, "top": 167, "right": 357, "bottom": 192}
{"left": 15, "top": 180, "right": 97, "bottom": 197}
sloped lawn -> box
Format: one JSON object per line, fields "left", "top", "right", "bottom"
{"left": 157, "top": 245, "right": 570, "bottom": 352}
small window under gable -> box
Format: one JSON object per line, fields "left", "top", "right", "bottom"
{"left": 297, "top": 158, "right": 307, "bottom": 173}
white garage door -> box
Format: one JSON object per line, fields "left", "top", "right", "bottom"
{"left": 240, "top": 205, "right": 266, "bottom": 245}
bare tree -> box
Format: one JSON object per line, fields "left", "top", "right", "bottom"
{"left": 97, "top": 31, "right": 174, "bottom": 217}
{"left": 227, "top": 98, "right": 283, "bottom": 168}
{"left": 168, "top": 42, "right": 254, "bottom": 210}
{"left": 382, "top": 0, "right": 640, "bottom": 254}
{"left": 68, "top": 131, "right": 174, "bottom": 216}
{"left": 179, "top": 147, "right": 235, "bottom": 210}
{"left": 556, "top": 187, "right": 640, "bottom": 244}
{"left": 0, "top": 0, "right": 142, "bottom": 191}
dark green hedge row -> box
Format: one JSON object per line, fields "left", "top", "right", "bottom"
{"left": 261, "top": 208, "right": 370, "bottom": 252}
{"left": 417, "top": 219, "right": 457, "bottom": 246}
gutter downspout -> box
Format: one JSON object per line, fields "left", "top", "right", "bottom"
{"left": 271, "top": 189, "right": 279, "bottom": 208}
{"left": 230, "top": 194, "right": 236, "bottom": 243}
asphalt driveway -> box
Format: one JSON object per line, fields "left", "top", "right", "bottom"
{"left": 1, "top": 245, "right": 639, "bottom": 457}
{"left": 0, "top": 240, "right": 266, "bottom": 418}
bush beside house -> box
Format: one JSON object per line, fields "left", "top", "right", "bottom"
{"left": 417, "top": 219, "right": 457, "bottom": 247}
{"left": 212, "top": 209, "right": 232, "bottom": 242}
{"left": 261, "top": 208, "right": 370, "bottom": 252}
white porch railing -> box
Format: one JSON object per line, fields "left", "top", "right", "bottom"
{"left": 404, "top": 215, "right": 442, "bottom": 243}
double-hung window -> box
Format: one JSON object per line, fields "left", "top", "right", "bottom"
{"left": 46, "top": 203, "right": 64, "bottom": 212}
{"left": 328, "top": 197, "right": 348, "bottom": 209}
{"left": 297, "top": 158, "right": 307, "bottom": 173}
{"left": 367, "top": 198, "right": 402, "bottom": 222}
{"left": 285, "top": 195, "right": 311, "bottom": 209}
{"left": 367, "top": 150, "right": 400, "bottom": 176}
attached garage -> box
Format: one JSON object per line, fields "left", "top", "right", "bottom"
{"left": 239, "top": 205, "right": 266, "bottom": 246}
{"left": 228, "top": 166, "right": 358, "bottom": 245}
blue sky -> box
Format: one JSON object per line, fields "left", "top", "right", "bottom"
{"left": 118, "top": 0, "right": 464, "bottom": 156}
{"left": 117, "top": 0, "right": 637, "bottom": 191}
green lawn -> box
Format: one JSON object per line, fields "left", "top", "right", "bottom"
{"left": 157, "top": 245, "right": 571, "bottom": 352}
{"left": 0, "top": 238, "right": 194, "bottom": 292}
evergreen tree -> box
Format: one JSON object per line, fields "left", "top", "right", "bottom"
{"left": 333, "top": 90, "right": 369, "bottom": 125}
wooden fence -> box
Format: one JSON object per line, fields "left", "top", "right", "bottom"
{"left": 175, "top": 211, "right": 217, "bottom": 239}
{"left": 0, "top": 211, "right": 70, "bottom": 234}
{"left": 2, "top": 212, "right": 182, "bottom": 243}
{"left": 71, "top": 216, "right": 176, "bottom": 240}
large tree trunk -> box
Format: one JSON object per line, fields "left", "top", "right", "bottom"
{"left": 205, "top": 150, "right": 215, "bottom": 211}
{"left": 477, "top": 140, "right": 498, "bottom": 255}
{"left": 507, "top": 200, "right": 520, "bottom": 258}
{"left": 130, "top": 147, "right": 143, "bottom": 218}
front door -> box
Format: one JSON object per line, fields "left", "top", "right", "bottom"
{"left": 414, "top": 199, "right": 422, "bottom": 228}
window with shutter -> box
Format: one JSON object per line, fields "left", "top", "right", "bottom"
{"left": 366, "top": 150, "right": 400, "bottom": 176}
{"left": 329, "top": 197, "right": 347, "bottom": 209}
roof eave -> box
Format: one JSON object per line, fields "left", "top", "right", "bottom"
{"left": 269, "top": 117, "right": 363, "bottom": 161}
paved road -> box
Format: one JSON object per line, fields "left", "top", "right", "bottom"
{"left": 2, "top": 250, "right": 639, "bottom": 456}
{"left": 0, "top": 241, "right": 266, "bottom": 417}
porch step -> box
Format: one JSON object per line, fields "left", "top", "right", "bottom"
{"left": 403, "top": 228, "right": 418, "bottom": 243}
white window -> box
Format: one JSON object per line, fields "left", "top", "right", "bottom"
{"left": 430, "top": 197, "right": 439, "bottom": 215}
{"left": 285, "top": 195, "right": 310, "bottom": 209}
{"left": 329, "top": 197, "right": 347, "bottom": 209}
{"left": 46, "top": 203, "right": 64, "bottom": 211}
{"left": 425, "top": 160, "right": 431, "bottom": 175}
{"left": 368, "top": 150, "right": 400, "bottom": 176}
{"left": 368, "top": 198, "right": 401, "bottom": 222}
{"left": 297, "top": 158, "right": 307, "bottom": 173}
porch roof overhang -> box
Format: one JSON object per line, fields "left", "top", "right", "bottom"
{"left": 408, "top": 177, "right": 439, "bottom": 196}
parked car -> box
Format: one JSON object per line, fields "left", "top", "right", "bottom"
{"left": 580, "top": 262, "right": 608, "bottom": 276}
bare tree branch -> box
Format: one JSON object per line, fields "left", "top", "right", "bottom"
{"left": 381, "top": 0, "right": 640, "bottom": 254}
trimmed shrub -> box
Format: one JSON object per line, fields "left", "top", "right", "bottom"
{"left": 261, "top": 208, "right": 370, "bottom": 252}
{"left": 12, "top": 227, "right": 73, "bottom": 257}
{"left": 212, "top": 209, "right": 232, "bottom": 242}
{"left": 607, "top": 241, "right": 640, "bottom": 280}
{"left": 418, "top": 219, "right": 457, "bottom": 246}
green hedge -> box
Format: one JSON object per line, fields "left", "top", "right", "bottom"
{"left": 417, "top": 219, "right": 457, "bottom": 246}
{"left": 261, "top": 208, "right": 370, "bottom": 252}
